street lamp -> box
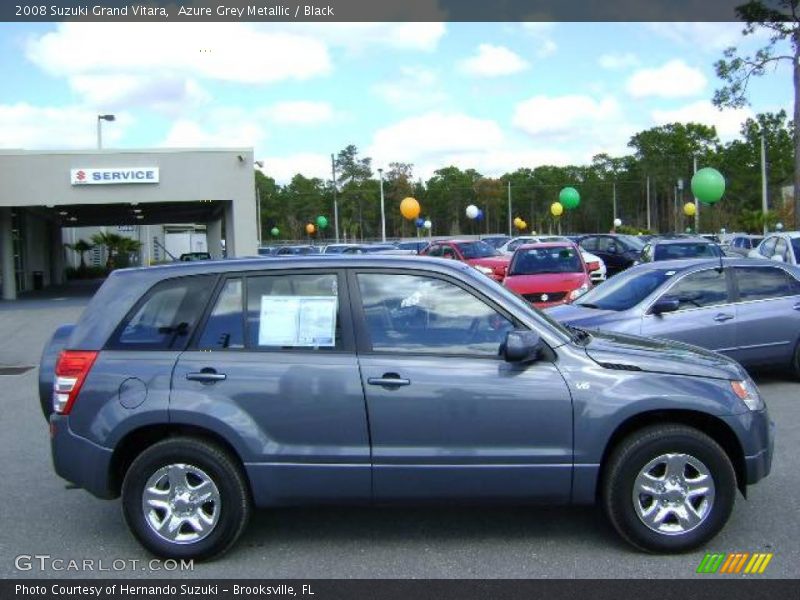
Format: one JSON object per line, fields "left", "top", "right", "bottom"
{"left": 97, "top": 114, "right": 115, "bottom": 149}
{"left": 378, "top": 168, "right": 386, "bottom": 243}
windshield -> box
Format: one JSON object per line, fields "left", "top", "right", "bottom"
{"left": 509, "top": 246, "right": 582, "bottom": 275}
{"left": 618, "top": 235, "right": 646, "bottom": 250}
{"left": 459, "top": 241, "right": 499, "bottom": 259}
{"left": 575, "top": 267, "right": 677, "bottom": 311}
{"left": 482, "top": 236, "right": 510, "bottom": 248}
{"left": 654, "top": 242, "right": 721, "bottom": 261}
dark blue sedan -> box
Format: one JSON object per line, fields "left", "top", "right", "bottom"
{"left": 547, "top": 258, "right": 800, "bottom": 377}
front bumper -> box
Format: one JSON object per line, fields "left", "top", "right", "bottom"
{"left": 50, "top": 415, "right": 116, "bottom": 499}
{"left": 721, "top": 408, "right": 774, "bottom": 486}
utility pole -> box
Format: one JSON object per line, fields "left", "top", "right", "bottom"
{"left": 256, "top": 187, "right": 262, "bottom": 245}
{"left": 761, "top": 132, "right": 769, "bottom": 236}
{"left": 378, "top": 168, "right": 386, "bottom": 243}
{"left": 646, "top": 176, "right": 651, "bottom": 231}
{"left": 612, "top": 181, "right": 617, "bottom": 225}
{"left": 507, "top": 181, "right": 512, "bottom": 236}
{"left": 331, "top": 153, "right": 340, "bottom": 243}
{"left": 693, "top": 156, "right": 699, "bottom": 233}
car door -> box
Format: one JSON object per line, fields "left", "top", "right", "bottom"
{"left": 350, "top": 269, "right": 573, "bottom": 503}
{"left": 640, "top": 267, "right": 736, "bottom": 355}
{"left": 596, "top": 236, "right": 625, "bottom": 273}
{"left": 729, "top": 265, "right": 800, "bottom": 366}
{"left": 170, "top": 270, "right": 371, "bottom": 506}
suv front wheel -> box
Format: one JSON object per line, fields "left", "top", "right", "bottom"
{"left": 603, "top": 424, "right": 737, "bottom": 553}
{"left": 121, "top": 437, "right": 251, "bottom": 560}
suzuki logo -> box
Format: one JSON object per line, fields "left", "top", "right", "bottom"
{"left": 75, "top": 170, "right": 86, "bottom": 181}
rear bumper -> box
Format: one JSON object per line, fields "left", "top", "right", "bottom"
{"left": 50, "top": 415, "right": 116, "bottom": 499}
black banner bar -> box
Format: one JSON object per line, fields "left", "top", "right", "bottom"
{"left": 3, "top": 580, "right": 799, "bottom": 600}
{"left": 1, "top": 0, "right": 756, "bottom": 23}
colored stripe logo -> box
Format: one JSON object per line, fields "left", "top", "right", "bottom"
{"left": 697, "top": 552, "right": 773, "bottom": 574}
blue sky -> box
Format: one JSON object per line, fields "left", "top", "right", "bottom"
{"left": 0, "top": 22, "right": 792, "bottom": 182}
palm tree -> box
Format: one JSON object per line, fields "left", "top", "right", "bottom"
{"left": 64, "top": 239, "right": 93, "bottom": 273}
{"left": 90, "top": 232, "right": 126, "bottom": 270}
{"left": 115, "top": 237, "right": 143, "bottom": 268}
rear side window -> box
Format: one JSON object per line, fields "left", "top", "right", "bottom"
{"left": 760, "top": 237, "right": 777, "bottom": 257}
{"left": 111, "top": 275, "right": 215, "bottom": 350}
{"left": 246, "top": 273, "right": 342, "bottom": 350}
{"left": 579, "top": 237, "right": 598, "bottom": 251}
{"left": 197, "top": 278, "right": 245, "bottom": 350}
{"left": 735, "top": 267, "right": 796, "bottom": 301}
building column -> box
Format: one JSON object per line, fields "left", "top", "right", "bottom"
{"left": 50, "top": 221, "right": 65, "bottom": 286}
{"left": 0, "top": 208, "right": 16, "bottom": 300}
{"left": 207, "top": 217, "right": 223, "bottom": 260}
{"left": 225, "top": 197, "right": 258, "bottom": 257}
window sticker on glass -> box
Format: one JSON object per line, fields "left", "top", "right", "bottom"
{"left": 258, "top": 296, "right": 337, "bottom": 347}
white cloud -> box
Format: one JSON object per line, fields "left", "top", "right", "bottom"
{"left": 459, "top": 44, "right": 530, "bottom": 77}
{"left": 513, "top": 94, "right": 620, "bottom": 138}
{"left": 645, "top": 23, "right": 751, "bottom": 53}
{"left": 266, "top": 101, "right": 334, "bottom": 125}
{"left": 598, "top": 52, "right": 640, "bottom": 70}
{"left": 260, "top": 153, "right": 332, "bottom": 183}
{"left": 0, "top": 103, "right": 131, "bottom": 149}
{"left": 372, "top": 66, "right": 448, "bottom": 110}
{"left": 68, "top": 75, "right": 209, "bottom": 113}
{"left": 368, "top": 112, "right": 505, "bottom": 164}
{"left": 651, "top": 101, "right": 754, "bottom": 140}
{"left": 626, "top": 60, "right": 707, "bottom": 98}
{"left": 26, "top": 23, "right": 332, "bottom": 85}
{"left": 161, "top": 110, "right": 265, "bottom": 148}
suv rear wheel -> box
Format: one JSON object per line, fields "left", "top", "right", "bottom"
{"left": 603, "top": 424, "right": 736, "bottom": 553}
{"left": 121, "top": 437, "right": 250, "bottom": 560}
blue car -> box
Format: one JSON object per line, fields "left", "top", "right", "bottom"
{"left": 41, "top": 256, "right": 773, "bottom": 559}
{"left": 547, "top": 258, "right": 800, "bottom": 377}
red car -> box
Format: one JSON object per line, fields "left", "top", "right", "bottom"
{"left": 503, "top": 242, "right": 592, "bottom": 308}
{"left": 420, "top": 239, "right": 510, "bottom": 281}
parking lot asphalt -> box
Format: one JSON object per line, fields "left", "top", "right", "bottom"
{"left": 0, "top": 285, "right": 797, "bottom": 579}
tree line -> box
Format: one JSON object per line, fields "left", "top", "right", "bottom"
{"left": 256, "top": 112, "right": 794, "bottom": 241}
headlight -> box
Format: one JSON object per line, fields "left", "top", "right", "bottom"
{"left": 731, "top": 380, "right": 764, "bottom": 411}
{"left": 569, "top": 283, "right": 590, "bottom": 301}
{"left": 474, "top": 265, "right": 494, "bottom": 276}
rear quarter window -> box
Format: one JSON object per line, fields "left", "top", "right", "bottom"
{"left": 108, "top": 275, "right": 216, "bottom": 350}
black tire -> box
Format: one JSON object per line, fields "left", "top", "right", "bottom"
{"left": 602, "top": 424, "right": 736, "bottom": 553}
{"left": 121, "top": 437, "right": 251, "bottom": 561}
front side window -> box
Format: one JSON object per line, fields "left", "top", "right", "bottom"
{"left": 426, "top": 245, "right": 442, "bottom": 257}
{"left": 735, "top": 267, "right": 795, "bottom": 301}
{"left": 246, "top": 273, "right": 342, "bottom": 350}
{"left": 113, "top": 275, "right": 215, "bottom": 350}
{"left": 661, "top": 269, "right": 729, "bottom": 310}
{"left": 760, "top": 237, "right": 778, "bottom": 257}
{"left": 579, "top": 236, "right": 598, "bottom": 252}
{"left": 357, "top": 273, "right": 515, "bottom": 356}
{"left": 774, "top": 239, "right": 789, "bottom": 262}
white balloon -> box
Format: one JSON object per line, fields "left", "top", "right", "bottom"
{"left": 465, "top": 204, "right": 479, "bottom": 219}
{"left": 613, "top": 218, "right": 622, "bottom": 227}
{"left": 423, "top": 220, "right": 432, "bottom": 230}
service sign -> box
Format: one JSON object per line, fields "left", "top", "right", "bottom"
{"left": 70, "top": 167, "right": 159, "bottom": 185}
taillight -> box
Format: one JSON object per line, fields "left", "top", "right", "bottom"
{"left": 53, "top": 351, "right": 98, "bottom": 415}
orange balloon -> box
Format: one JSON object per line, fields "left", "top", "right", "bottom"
{"left": 400, "top": 197, "right": 421, "bottom": 220}
{"left": 305, "top": 223, "right": 316, "bottom": 235}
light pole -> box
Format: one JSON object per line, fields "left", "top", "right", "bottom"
{"left": 96, "top": 114, "right": 115, "bottom": 149}
{"left": 378, "top": 168, "right": 386, "bottom": 242}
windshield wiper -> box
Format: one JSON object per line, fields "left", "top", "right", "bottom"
{"left": 575, "top": 302, "right": 601, "bottom": 309}
{"left": 565, "top": 324, "right": 592, "bottom": 344}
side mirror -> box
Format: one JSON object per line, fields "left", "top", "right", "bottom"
{"left": 607, "top": 243, "right": 618, "bottom": 254}
{"left": 651, "top": 297, "right": 680, "bottom": 315}
{"left": 502, "top": 330, "right": 544, "bottom": 364}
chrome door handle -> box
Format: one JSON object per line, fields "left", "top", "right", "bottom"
{"left": 368, "top": 374, "right": 411, "bottom": 387}
{"left": 793, "top": 303, "right": 800, "bottom": 311}
{"left": 186, "top": 371, "right": 226, "bottom": 383}
{"left": 714, "top": 313, "right": 734, "bottom": 322}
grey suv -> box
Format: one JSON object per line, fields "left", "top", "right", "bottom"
{"left": 42, "top": 256, "right": 773, "bottom": 559}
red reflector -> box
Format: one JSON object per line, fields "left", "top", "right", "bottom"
{"left": 54, "top": 350, "right": 98, "bottom": 415}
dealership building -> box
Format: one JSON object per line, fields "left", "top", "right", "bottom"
{"left": 0, "top": 148, "right": 259, "bottom": 300}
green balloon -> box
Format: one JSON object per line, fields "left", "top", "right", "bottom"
{"left": 559, "top": 187, "right": 580, "bottom": 210}
{"left": 270, "top": 227, "right": 279, "bottom": 237}
{"left": 691, "top": 167, "right": 725, "bottom": 204}
{"left": 316, "top": 215, "right": 328, "bottom": 229}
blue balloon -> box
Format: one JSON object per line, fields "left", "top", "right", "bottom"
{"left": 415, "top": 218, "right": 425, "bottom": 228}
{"left": 476, "top": 209, "right": 484, "bottom": 221}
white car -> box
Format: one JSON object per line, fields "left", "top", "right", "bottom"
{"left": 748, "top": 231, "right": 800, "bottom": 266}
{"left": 498, "top": 235, "right": 607, "bottom": 282}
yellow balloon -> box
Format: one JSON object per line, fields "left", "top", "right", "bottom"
{"left": 516, "top": 219, "right": 527, "bottom": 230}
{"left": 305, "top": 223, "right": 316, "bottom": 235}
{"left": 551, "top": 202, "right": 564, "bottom": 217}
{"left": 514, "top": 216, "right": 522, "bottom": 226}
{"left": 684, "top": 202, "right": 697, "bottom": 217}
{"left": 400, "top": 197, "right": 421, "bottom": 220}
